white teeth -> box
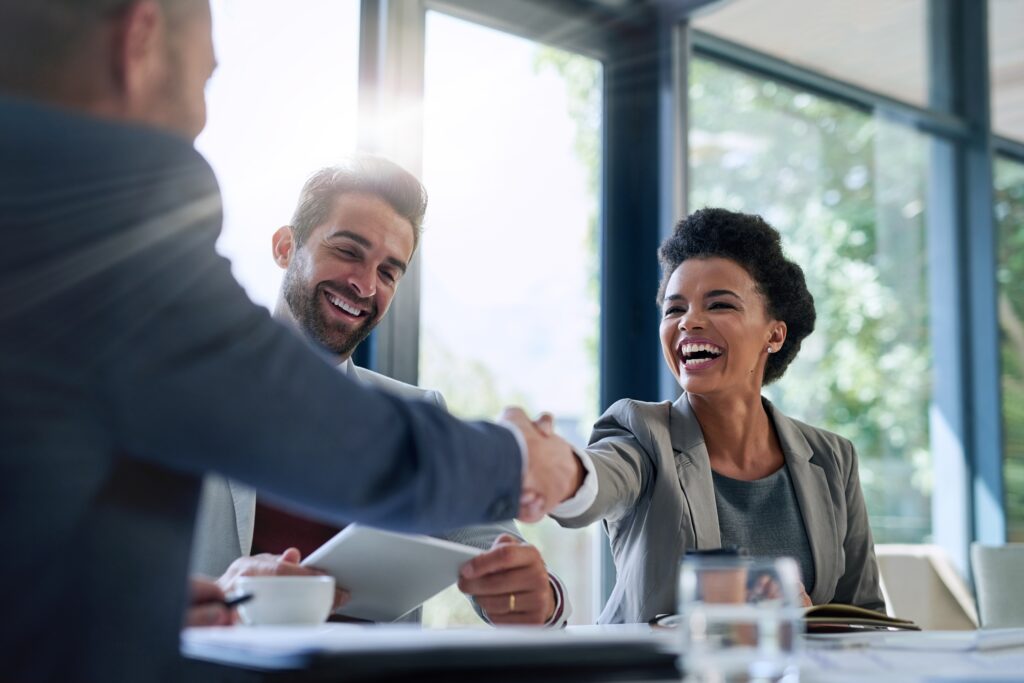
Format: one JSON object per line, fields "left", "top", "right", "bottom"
{"left": 327, "top": 294, "right": 362, "bottom": 316}
{"left": 679, "top": 343, "right": 723, "bottom": 356}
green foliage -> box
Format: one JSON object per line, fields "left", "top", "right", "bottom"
{"left": 996, "top": 158, "right": 1024, "bottom": 541}
{"left": 689, "top": 59, "right": 933, "bottom": 542}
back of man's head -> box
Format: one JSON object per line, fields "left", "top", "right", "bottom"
{"left": 291, "top": 156, "right": 428, "bottom": 253}
{"left": 0, "top": 0, "right": 211, "bottom": 138}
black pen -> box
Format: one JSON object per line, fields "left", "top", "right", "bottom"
{"left": 219, "top": 592, "right": 254, "bottom": 609}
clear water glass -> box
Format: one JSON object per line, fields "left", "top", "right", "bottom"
{"left": 677, "top": 555, "right": 803, "bottom": 683}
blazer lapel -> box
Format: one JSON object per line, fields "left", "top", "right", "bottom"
{"left": 766, "top": 401, "right": 839, "bottom": 604}
{"left": 670, "top": 394, "right": 721, "bottom": 549}
{"left": 225, "top": 359, "right": 351, "bottom": 558}
{"left": 227, "top": 479, "right": 257, "bottom": 556}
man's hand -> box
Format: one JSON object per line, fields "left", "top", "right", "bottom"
{"left": 503, "top": 408, "right": 584, "bottom": 522}
{"left": 185, "top": 576, "right": 233, "bottom": 627}
{"left": 217, "top": 547, "right": 349, "bottom": 610}
{"left": 458, "top": 534, "right": 555, "bottom": 626}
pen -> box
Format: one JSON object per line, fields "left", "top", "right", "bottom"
{"left": 220, "top": 592, "right": 254, "bottom": 609}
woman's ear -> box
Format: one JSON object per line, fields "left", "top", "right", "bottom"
{"left": 769, "top": 322, "right": 787, "bottom": 350}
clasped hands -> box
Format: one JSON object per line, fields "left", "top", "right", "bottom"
{"left": 504, "top": 407, "right": 585, "bottom": 523}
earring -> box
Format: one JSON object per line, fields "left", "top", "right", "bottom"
{"left": 766, "top": 345, "right": 774, "bottom": 354}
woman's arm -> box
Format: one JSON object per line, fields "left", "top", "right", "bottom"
{"left": 551, "top": 399, "right": 654, "bottom": 528}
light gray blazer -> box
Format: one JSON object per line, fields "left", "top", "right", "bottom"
{"left": 555, "top": 394, "right": 884, "bottom": 624}
{"left": 190, "top": 360, "right": 519, "bottom": 621}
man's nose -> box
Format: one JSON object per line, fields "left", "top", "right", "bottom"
{"left": 347, "top": 265, "right": 376, "bottom": 299}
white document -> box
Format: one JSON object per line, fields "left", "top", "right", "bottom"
{"left": 806, "top": 628, "right": 1024, "bottom": 652}
{"left": 802, "top": 630, "right": 1024, "bottom": 683}
{"left": 301, "top": 525, "right": 482, "bottom": 622}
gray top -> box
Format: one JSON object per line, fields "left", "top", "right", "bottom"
{"left": 713, "top": 466, "right": 816, "bottom": 594}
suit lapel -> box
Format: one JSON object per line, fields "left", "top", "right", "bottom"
{"left": 227, "top": 479, "right": 257, "bottom": 556}
{"left": 226, "top": 360, "right": 352, "bottom": 557}
{"left": 670, "top": 395, "right": 721, "bottom": 549}
{"left": 766, "top": 401, "right": 838, "bottom": 604}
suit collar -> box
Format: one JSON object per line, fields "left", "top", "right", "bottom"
{"left": 229, "top": 357, "right": 356, "bottom": 555}
{"left": 669, "top": 393, "right": 813, "bottom": 462}
{"left": 227, "top": 479, "right": 257, "bottom": 555}
{"left": 757, "top": 400, "right": 838, "bottom": 601}
{"left": 669, "top": 395, "right": 720, "bottom": 548}
{"left": 669, "top": 394, "right": 838, "bottom": 596}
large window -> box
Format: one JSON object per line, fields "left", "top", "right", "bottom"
{"left": 418, "top": 12, "right": 602, "bottom": 626}
{"left": 990, "top": 0, "right": 1024, "bottom": 142}
{"left": 996, "top": 157, "right": 1024, "bottom": 543}
{"left": 690, "top": 58, "right": 933, "bottom": 543}
{"left": 692, "top": 0, "right": 928, "bottom": 107}
{"left": 196, "top": 0, "right": 361, "bottom": 308}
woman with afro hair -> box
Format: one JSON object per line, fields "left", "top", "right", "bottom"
{"left": 552, "top": 208, "right": 884, "bottom": 624}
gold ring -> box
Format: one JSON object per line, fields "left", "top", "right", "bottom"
{"left": 508, "top": 593, "right": 516, "bottom": 612}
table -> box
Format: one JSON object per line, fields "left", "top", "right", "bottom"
{"left": 182, "top": 624, "right": 1024, "bottom": 683}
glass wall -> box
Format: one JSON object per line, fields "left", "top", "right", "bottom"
{"left": 996, "top": 157, "right": 1024, "bottom": 543}
{"left": 196, "top": 0, "right": 361, "bottom": 308}
{"left": 418, "top": 12, "right": 602, "bottom": 625}
{"left": 689, "top": 58, "right": 933, "bottom": 543}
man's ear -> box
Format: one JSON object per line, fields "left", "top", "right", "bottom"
{"left": 110, "top": 1, "right": 165, "bottom": 107}
{"left": 272, "top": 226, "right": 296, "bottom": 269}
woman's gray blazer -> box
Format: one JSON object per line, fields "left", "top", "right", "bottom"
{"left": 554, "top": 394, "right": 884, "bottom": 624}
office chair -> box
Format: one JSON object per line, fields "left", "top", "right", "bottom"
{"left": 971, "top": 543, "right": 1024, "bottom": 629}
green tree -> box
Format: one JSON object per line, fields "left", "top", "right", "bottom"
{"left": 996, "top": 157, "right": 1024, "bottom": 542}
{"left": 688, "top": 59, "right": 933, "bottom": 542}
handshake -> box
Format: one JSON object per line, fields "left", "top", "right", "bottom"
{"left": 502, "top": 408, "right": 586, "bottom": 523}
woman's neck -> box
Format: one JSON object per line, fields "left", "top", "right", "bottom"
{"left": 687, "top": 390, "right": 784, "bottom": 480}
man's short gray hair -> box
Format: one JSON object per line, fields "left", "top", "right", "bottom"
{"left": 0, "top": 0, "right": 203, "bottom": 93}
{"left": 291, "top": 157, "right": 428, "bottom": 253}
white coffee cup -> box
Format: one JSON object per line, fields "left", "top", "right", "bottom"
{"left": 233, "top": 575, "right": 335, "bottom": 626}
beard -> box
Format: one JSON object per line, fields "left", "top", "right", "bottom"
{"left": 282, "top": 266, "right": 380, "bottom": 359}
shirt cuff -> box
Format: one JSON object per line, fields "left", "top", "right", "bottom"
{"left": 544, "top": 572, "right": 572, "bottom": 628}
{"left": 498, "top": 419, "right": 529, "bottom": 478}
{"left": 550, "top": 447, "right": 597, "bottom": 518}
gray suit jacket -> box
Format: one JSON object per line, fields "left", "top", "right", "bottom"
{"left": 191, "top": 360, "right": 520, "bottom": 622}
{"left": 0, "top": 96, "right": 523, "bottom": 682}
{"left": 555, "top": 394, "right": 884, "bottom": 624}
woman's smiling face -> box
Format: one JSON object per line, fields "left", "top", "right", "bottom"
{"left": 659, "top": 257, "right": 786, "bottom": 398}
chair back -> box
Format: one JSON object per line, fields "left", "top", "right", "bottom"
{"left": 971, "top": 543, "right": 1024, "bottom": 628}
{"left": 875, "top": 544, "right": 978, "bottom": 630}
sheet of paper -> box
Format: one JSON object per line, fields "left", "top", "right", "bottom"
{"left": 803, "top": 641, "right": 1024, "bottom": 682}
{"left": 805, "top": 628, "right": 1024, "bottom": 652}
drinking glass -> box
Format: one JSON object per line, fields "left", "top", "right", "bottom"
{"left": 677, "top": 555, "right": 803, "bottom": 683}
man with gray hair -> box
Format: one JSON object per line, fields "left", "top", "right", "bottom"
{"left": 192, "top": 159, "right": 572, "bottom": 628}
{"left": 0, "top": 2, "right": 582, "bottom": 680}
